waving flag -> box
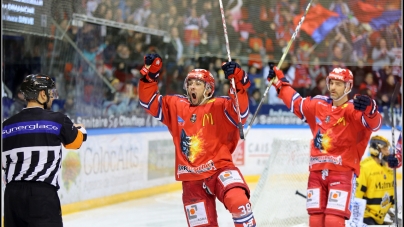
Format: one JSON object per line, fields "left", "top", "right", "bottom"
{"left": 293, "top": 4, "right": 343, "bottom": 43}
{"left": 352, "top": 2, "right": 401, "bottom": 30}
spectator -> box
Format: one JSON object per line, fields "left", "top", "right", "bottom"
{"left": 310, "top": 76, "right": 328, "bottom": 97}
{"left": 112, "top": 43, "right": 136, "bottom": 87}
{"left": 9, "top": 86, "right": 27, "bottom": 116}
{"left": 247, "top": 65, "right": 262, "bottom": 95}
{"left": 371, "top": 38, "right": 395, "bottom": 72}
{"left": 378, "top": 74, "right": 399, "bottom": 107}
{"left": 358, "top": 72, "right": 378, "bottom": 99}
{"left": 164, "top": 26, "right": 184, "bottom": 73}
{"left": 329, "top": 0, "right": 350, "bottom": 18}
{"left": 249, "top": 88, "right": 262, "bottom": 106}
{"left": 327, "top": 32, "right": 353, "bottom": 68}
{"left": 308, "top": 56, "right": 327, "bottom": 89}
{"left": 289, "top": 56, "right": 311, "bottom": 97}
{"left": 129, "top": 0, "right": 152, "bottom": 26}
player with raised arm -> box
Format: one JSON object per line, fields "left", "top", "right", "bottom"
{"left": 2, "top": 74, "right": 87, "bottom": 227}
{"left": 138, "top": 53, "right": 255, "bottom": 227}
{"left": 266, "top": 65, "right": 382, "bottom": 227}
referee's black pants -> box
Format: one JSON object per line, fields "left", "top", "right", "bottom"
{"left": 4, "top": 181, "right": 63, "bottom": 227}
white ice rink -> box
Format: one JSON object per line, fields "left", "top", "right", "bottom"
{"left": 63, "top": 189, "right": 234, "bottom": 227}
{"left": 62, "top": 187, "right": 400, "bottom": 227}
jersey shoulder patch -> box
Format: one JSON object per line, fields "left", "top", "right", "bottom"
{"left": 312, "top": 95, "right": 330, "bottom": 101}
{"left": 217, "top": 96, "right": 231, "bottom": 100}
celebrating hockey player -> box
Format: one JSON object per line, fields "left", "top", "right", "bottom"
{"left": 355, "top": 135, "right": 398, "bottom": 225}
{"left": 267, "top": 65, "right": 382, "bottom": 227}
{"left": 2, "top": 74, "right": 87, "bottom": 227}
{"left": 138, "top": 53, "right": 256, "bottom": 227}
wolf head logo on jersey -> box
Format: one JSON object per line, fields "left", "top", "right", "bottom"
{"left": 314, "top": 130, "right": 332, "bottom": 153}
{"left": 181, "top": 129, "right": 191, "bottom": 161}
{"left": 314, "top": 130, "right": 324, "bottom": 151}
{"left": 180, "top": 129, "right": 205, "bottom": 163}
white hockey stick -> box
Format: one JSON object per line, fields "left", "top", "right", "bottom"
{"left": 219, "top": 0, "right": 245, "bottom": 139}
{"left": 245, "top": 0, "right": 314, "bottom": 138}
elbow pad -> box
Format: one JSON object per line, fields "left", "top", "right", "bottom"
{"left": 77, "top": 126, "right": 87, "bottom": 142}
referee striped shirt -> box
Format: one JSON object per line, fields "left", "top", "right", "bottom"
{"left": 2, "top": 107, "right": 86, "bottom": 189}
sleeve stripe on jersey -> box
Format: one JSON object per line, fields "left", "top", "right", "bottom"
{"left": 65, "top": 130, "right": 84, "bottom": 149}
{"left": 224, "top": 110, "right": 237, "bottom": 127}
{"left": 152, "top": 95, "right": 164, "bottom": 122}
{"left": 139, "top": 92, "right": 158, "bottom": 109}
{"left": 290, "top": 92, "right": 301, "bottom": 113}
{"left": 361, "top": 115, "right": 381, "bottom": 131}
{"left": 369, "top": 99, "right": 377, "bottom": 115}
{"left": 299, "top": 98, "right": 307, "bottom": 122}
{"left": 232, "top": 104, "right": 249, "bottom": 119}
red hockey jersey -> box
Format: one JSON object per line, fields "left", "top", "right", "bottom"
{"left": 278, "top": 86, "right": 382, "bottom": 176}
{"left": 139, "top": 81, "right": 249, "bottom": 181}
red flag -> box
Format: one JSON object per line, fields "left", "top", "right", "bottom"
{"left": 352, "top": 1, "right": 383, "bottom": 23}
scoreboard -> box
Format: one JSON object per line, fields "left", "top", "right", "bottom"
{"left": 2, "top": 0, "right": 52, "bottom": 36}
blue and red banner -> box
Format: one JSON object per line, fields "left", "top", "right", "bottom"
{"left": 352, "top": 1, "right": 401, "bottom": 30}
{"left": 293, "top": 4, "right": 343, "bottom": 43}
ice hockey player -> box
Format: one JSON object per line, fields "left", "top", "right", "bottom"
{"left": 355, "top": 135, "right": 399, "bottom": 225}
{"left": 267, "top": 65, "right": 382, "bottom": 227}
{"left": 138, "top": 53, "right": 256, "bottom": 227}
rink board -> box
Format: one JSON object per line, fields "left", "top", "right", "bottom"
{"left": 1, "top": 126, "right": 402, "bottom": 217}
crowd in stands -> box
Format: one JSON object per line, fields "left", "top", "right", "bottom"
{"left": 2, "top": 0, "right": 402, "bottom": 120}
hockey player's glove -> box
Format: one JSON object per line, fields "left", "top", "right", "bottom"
{"left": 140, "top": 53, "right": 163, "bottom": 82}
{"left": 353, "top": 95, "right": 377, "bottom": 117}
{"left": 267, "top": 62, "right": 290, "bottom": 93}
{"left": 221, "top": 61, "right": 250, "bottom": 91}
{"left": 387, "top": 154, "right": 399, "bottom": 168}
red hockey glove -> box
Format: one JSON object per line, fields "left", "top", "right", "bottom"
{"left": 267, "top": 62, "right": 290, "bottom": 92}
{"left": 353, "top": 95, "right": 377, "bottom": 117}
{"left": 221, "top": 61, "right": 250, "bottom": 91}
{"left": 140, "top": 53, "right": 163, "bottom": 82}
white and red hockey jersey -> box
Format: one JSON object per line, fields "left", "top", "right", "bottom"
{"left": 278, "top": 86, "right": 382, "bottom": 176}
{"left": 139, "top": 80, "right": 249, "bottom": 181}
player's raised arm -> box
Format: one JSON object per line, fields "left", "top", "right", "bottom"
{"left": 138, "top": 53, "right": 165, "bottom": 121}
{"left": 353, "top": 94, "right": 382, "bottom": 131}
{"left": 221, "top": 61, "right": 250, "bottom": 124}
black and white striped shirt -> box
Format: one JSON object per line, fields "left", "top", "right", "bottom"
{"left": 2, "top": 107, "right": 86, "bottom": 189}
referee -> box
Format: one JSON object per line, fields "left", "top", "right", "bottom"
{"left": 2, "top": 74, "right": 87, "bottom": 227}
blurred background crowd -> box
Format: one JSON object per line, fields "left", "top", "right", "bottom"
{"left": 2, "top": 0, "right": 402, "bottom": 124}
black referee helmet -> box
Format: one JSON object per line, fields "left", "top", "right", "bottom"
{"left": 20, "top": 74, "right": 57, "bottom": 101}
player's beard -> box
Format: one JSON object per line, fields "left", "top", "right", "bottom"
{"left": 330, "top": 90, "right": 342, "bottom": 100}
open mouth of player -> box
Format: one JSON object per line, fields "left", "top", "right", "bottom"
{"left": 191, "top": 93, "right": 197, "bottom": 100}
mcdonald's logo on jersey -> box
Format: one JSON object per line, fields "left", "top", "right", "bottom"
{"left": 202, "top": 113, "right": 214, "bottom": 126}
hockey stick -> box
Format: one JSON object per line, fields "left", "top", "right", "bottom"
{"left": 389, "top": 83, "right": 401, "bottom": 227}
{"left": 219, "top": 0, "right": 245, "bottom": 139}
{"left": 245, "top": 0, "right": 314, "bottom": 138}
{"left": 295, "top": 190, "right": 307, "bottom": 199}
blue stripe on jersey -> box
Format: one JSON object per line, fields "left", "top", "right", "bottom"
{"left": 2, "top": 121, "right": 62, "bottom": 138}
